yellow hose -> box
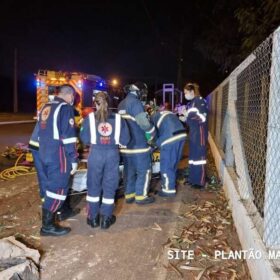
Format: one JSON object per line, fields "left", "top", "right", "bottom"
{"left": 0, "top": 154, "right": 36, "bottom": 181}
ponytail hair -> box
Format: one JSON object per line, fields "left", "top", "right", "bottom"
{"left": 95, "top": 92, "right": 109, "bottom": 122}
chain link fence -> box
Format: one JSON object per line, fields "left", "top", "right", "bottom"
{"left": 236, "top": 35, "right": 272, "bottom": 217}
{"left": 208, "top": 26, "right": 280, "bottom": 248}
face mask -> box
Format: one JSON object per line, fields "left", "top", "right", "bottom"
{"left": 184, "top": 90, "right": 194, "bottom": 100}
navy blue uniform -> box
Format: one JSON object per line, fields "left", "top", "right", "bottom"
{"left": 151, "top": 111, "right": 187, "bottom": 194}
{"left": 186, "top": 97, "right": 208, "bottom": 186}
{"left": 118, "top": 93, "right": 154, "bottom": 202}
{"left": 80, "top": 112, "right": 130, "bottom": 218}
{"left": 37, "top": 97, "right": 78, "bottom": 212}
{"left": 29, "top": 122, "right": 47, "bottom": 199}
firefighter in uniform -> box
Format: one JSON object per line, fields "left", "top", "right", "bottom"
{"left": 80, "top": 92, "right": 130, "bottom": 229}
{"left": 37, "top": 85, "right": 78, "bottom": 236}
{"left": 180, "top": 83, "right": 208, "bottom": 188}
{"left": 150, "top": 110, "right": 187, "bottom": 196}
{"left": 118, "top": 82, "right": 156, "bottom": 204}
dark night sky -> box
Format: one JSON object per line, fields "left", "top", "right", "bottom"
{"left": 0, "top": 0, "right": 225, "bottom": 112}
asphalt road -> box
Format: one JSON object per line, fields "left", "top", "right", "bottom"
{"left": 0, "top": 123, "right": 34, "bottom": 152}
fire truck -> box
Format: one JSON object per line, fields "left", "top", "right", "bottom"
{"left": 35, "top": 69, "right": 109, "bottom": 116}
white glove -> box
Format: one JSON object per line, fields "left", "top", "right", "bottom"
{"left": 70, "top": 162, "right": 78, "bottom": 175}
{"left": 179, "top": 115, "right": 186, "bottom": 122}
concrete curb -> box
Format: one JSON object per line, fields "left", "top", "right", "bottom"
{"left": 209, "top": 134, "right": 279, "bottom": 280}
{"left": 0, "top": 120, "right": 35, "bottom": 125}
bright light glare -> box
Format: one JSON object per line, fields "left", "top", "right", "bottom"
{"left": 112, "top": 79, "right": 118, "bottom": 86}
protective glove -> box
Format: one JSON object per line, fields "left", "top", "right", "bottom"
{"left": 177, "top": 105, "right": 187, "bottom": 115}
{"left": 70, "top": 162, "right": 78, "bottom": 175}
{"left": 119, "top": 144, "right": 127, "bottom": 149}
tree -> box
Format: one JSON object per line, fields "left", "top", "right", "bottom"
{"left": 235, "top": 0, "right": 280, "bottom": 55}
{"left": 193, "top": 0, "right": 244, "bottom": 72}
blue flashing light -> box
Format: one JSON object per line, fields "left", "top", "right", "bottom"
{"left": 97, "top": 79, "right": 106, "bottom": 89}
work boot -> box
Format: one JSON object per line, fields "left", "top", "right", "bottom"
{"left": 40, "top": 208, "right": 71, "bottom": 236}
{"left": 135, "top": 196, "right": 155, "bottom": 205}
{"left": 100, "top": 215, "right": 116, "bottom": 230}
{"left": 87, "top": 215, "right": 100, "bottom": 228}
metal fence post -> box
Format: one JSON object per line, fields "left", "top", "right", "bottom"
{"left": 264, "top": 27, "right": 280, "bottom": 247}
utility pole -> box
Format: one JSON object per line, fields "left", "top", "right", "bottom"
{"left": 13, "top": 48, "right": 18, "bottom": 113}
{"left": 176, "top": 31, "right": 184, "bottom": 90}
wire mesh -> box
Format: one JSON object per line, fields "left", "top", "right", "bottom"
{"left": 220, "top": 83, "right": 229, "bottom": 154}
{"left": 215, "top": 88, "right": 222, "bottom": 148}
{"left": 235, "top": 35, "right": 272, "bottom": 216}
{"left": 208, "top": 91, "right": 217, "bottom": 138}
{"left": 263, "top": 27, "right": 280, "bottom": 247}
{"left": 221, "top": 84, "right": 229, "bottom": 133}
{"left": 207, "top": 29, "right": 280, "bottom": 245}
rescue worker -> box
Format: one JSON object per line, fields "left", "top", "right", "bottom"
{"left": 179, "top": 82, "right": 208, "bottom": 189}
{"left": 29, "top": 97, "right": 80, "bottom": 222}
{"left": 80, "top": 92, "right": 130, "bottom": 229}
{"left": 29, "top": 123, "right": 47, "bottom": 199}
{"left": 149, "top": 110, "right": 187, "bottom": 196}
{"left": 118, "top": 82, "right": 156, "bottom": 204}
{"left": 37, "top": 85, "right": 78, "bottom": 236}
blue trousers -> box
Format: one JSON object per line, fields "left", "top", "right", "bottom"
{"left": 123, "top": 152, "right": 152, "bottom": 201}
{"left": 160, "top": 140, "right": 185, "bottom": 193}
{"left": 188, "top": 124, "right": 207, "bottom": 186}
{"left": 31, "top": 150, "right": 48, "bottom": 198}
{"left": 87, "top": 148, "right": 119, "bottom": 218}
{"left": 40, "top": 146, "right": 71, "bottom": 213}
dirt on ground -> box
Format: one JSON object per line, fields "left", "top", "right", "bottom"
{"left": 0, "top": 145, "right": 251, "bottom": 280}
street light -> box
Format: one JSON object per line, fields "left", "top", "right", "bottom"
{"left": 112, "top": 79, "right": 118, "bottom": 86}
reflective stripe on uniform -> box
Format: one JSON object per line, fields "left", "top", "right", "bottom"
{"left": 89, "top": 112, "right": 97, "bottom": 144}
{"left": 120, "top": 147, "right": 151, "bottom": 154}
{"left": 157, "top": 111, "right": 173, "bottom": 128}
{"left": 62, "top": 137, "right": 77, "bottom": 144}
{"left": 143, "top": 169, "right": 151, "bottom": 196}
{"left": 120, "top": 114, "right": 136, "bottom": 121}
{"left": 86, "top": 195, "right": 100, "bottom": 202}
{"left": 102, "top": 198, "right": 114, "bottom": 204}
{"left": 125, "top": 193, "right": 136, "bottom": 199}
{"left": 163, "top": 173, "right": 169, "bottom": 190}
{"left": 46, "top": 190, "right": 67, "bottom": 200}
{"left": 135, "top": 195, "right": 147, "bottom": 201}
{"left": 29, "top": 140, "right": 39, "bottom": 147}
{"left": 114, "top": 113, "right": 121, "bottom": 145}
{"left": 162, "top": 189, "right": 176, "bottom": 193}
{"left": 53, "top": 102, "right": 67, "bottom": 140}
{"left": 161, "top": 133, "right": 187, "bottom": 147}
{"left": 187, "top": 108, "right": 206, "bottom": 123}
{"left": 189, "top": 160, "right": 207, "bottom": 165}
{"left": 146, "top": 126, "right": 155, "bottom": 134}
